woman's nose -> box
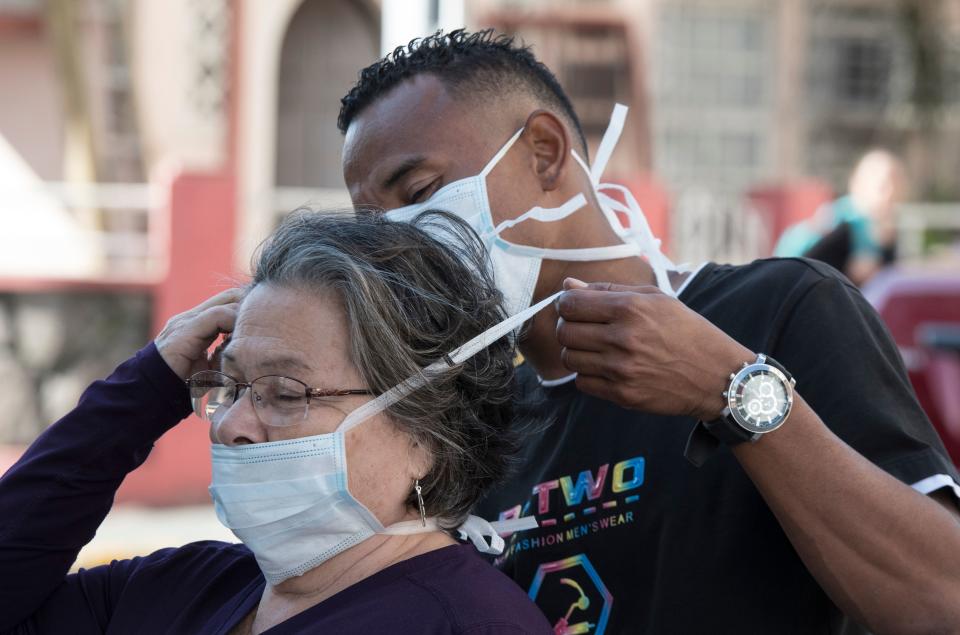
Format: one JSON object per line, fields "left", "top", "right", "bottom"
{"left": 210, "top": 389, "right": 267, "bottom": 445}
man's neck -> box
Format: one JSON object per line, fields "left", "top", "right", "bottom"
{"left": 518, "top": 256, "right": 656, "bottom": 380}
{"left": 519, "top": 257, "right": 696, "bottom": 381}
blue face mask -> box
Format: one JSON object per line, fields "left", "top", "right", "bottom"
{"left": 208, "top": 292, "right": 555, "bottom": 584}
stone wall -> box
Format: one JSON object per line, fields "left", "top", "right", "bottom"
{"left": 0, "top": 291, "right": 151, "bottom": 444}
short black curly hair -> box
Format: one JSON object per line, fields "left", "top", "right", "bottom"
{"left": 338, "top": 28, "right": 587, "bottom": 153}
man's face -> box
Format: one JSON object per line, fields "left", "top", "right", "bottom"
{"left": 341, "top": 74, "right": 546, "bottom": 238}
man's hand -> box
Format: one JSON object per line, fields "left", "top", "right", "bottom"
{"left": 155, "top": 288, "right": 244, "bottom": 380}
{"left": 555, "top": 278, "right": 753, "bottom": 421}
{"left": 557, "top": 278, "right": 960, "bottom": 631}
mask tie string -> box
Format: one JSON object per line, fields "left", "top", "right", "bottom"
{"left": 590, "top": 103, "right": 628, "bottom": 184}
{"left": 382, "top": 514, "right": 539, "bottom": 556}
{"left": 484, "top": 193, "right": 587, "bottom": 240}
{"left": 337, "top": 290, "right": 562, "bottom": 434}
{"left": 480, "top": 127, "right": 525, "bottom": 179}
{"left": 456, "top": 515, "right": 540, "bottom": 555}
{"left": 572, "top": 150, "right": 631, "bottom": 237}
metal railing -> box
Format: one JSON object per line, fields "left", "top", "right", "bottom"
{"left": 271, "top": 186, "right": 354, "bottom": 224}
{"left": 1, "top": 181, "right": 167, "bottom": 282}
{"left": 0, "top": 0, "right": 40, "bottom": 14}
{"left": 670, "top": 188, "right": 770, "bottom": 265}
{"left": 898, "top": 203, "right": 960, "bottom": 262}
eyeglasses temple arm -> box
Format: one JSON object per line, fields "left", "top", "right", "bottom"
{"left": 307, "top": 388, "right": 373, "bottom": 398}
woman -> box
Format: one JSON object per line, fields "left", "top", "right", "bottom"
{"left": 0, "top": 211, "right": 551, "bottom": 634}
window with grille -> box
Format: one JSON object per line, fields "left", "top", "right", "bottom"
{"left": 834, "top": 37, "right": 893, "bottom": 104}
{"left": 651, "top": 3, "right": 775, "bottom": 193}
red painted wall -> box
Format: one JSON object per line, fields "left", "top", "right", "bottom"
{"left": 747, "top": 181, "right": 834, "bottom": 255}
{"left": 113, "top": 0, "right": 244, "bottom": 506}
{"left": 115, "top": 170, "right": 238, "bottom": 505}
{"left": 606, "top": 174, "right": 671, "bottom": 254}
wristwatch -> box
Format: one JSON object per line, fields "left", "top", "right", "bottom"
{"left": 684, "top": 353, "right": 796, "bottom": 467}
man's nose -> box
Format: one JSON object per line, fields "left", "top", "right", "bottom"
{"left": 210, "top": 389, "right": 267, "bottom": 445}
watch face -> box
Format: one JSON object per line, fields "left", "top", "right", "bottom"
{"left": 731, "top": 368, "right": 791, "bottom": 432}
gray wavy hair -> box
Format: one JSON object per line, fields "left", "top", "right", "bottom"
{"left": 250, "top": 209, "right": 518, "bottom": 525}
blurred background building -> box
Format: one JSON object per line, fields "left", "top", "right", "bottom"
{"left": 2, "top": 0, "right": 959, "bottom": 564}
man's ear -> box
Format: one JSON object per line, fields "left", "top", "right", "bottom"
{"left": 524, "top": 110, "right": 571, "bottom": 192}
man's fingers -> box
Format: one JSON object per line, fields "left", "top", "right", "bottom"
{"left": 563, "top": 277, "right": 661, "bottom": 295}
{"left": 556, "top": 319, "right": 612, "bottom": 352}
{"left": 557, "top": 289, "right": 636, "bottom": 323}
{"left": 574, "top": 374, "right": 620, "bottom": 403}
{"left": 560, "top": 348, "right": 609, "bottom": 377}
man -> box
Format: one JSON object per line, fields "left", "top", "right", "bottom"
{"left": 775, "top": 149, "right": 906, "bottom": 286}
{"left": 338, "top": 29, "right": 960, "bottom": 633}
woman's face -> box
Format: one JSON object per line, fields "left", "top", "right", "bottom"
{"left": 213, "top": 283, "right": 428, "bottom": 526}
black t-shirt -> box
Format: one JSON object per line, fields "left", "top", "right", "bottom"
{"left": 803, "top": 222, "right": 897, "bottom": 274}
{"left": 803, "top": 221, "right": 854, "bottom": 272}
{"left": 475, "top": 257, "right": 958, "bottom": 635}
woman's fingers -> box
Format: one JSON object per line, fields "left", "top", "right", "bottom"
{"left": 156, "top": 291, "right": 243, "bottom": 379}
{"left": 187, "top": 304, "right": 239, "bottom": 346}
{"left": 208, "top": 333, "right": 232, "bottom": 370}
{"left": 191, "top": 287, "right": 245, "bottom": 314}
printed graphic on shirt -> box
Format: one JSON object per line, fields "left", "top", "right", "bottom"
{"left": 493, "top": 455, "right": 644, "bottom": 633}
{"left": 494, "top": 454, "right": 644, "bottom": 563}
{"left": 529, "top": 554, "right": 612, "bottom": 635}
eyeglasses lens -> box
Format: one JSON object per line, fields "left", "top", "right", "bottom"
{"left": 188, "top": 372, "right": 310, "bottom": 427}
{"left": 251, "top": 376, "right": 309, "bottom": 427}
{"left": 188, "top": 371, "right": 235, "bottom": 422}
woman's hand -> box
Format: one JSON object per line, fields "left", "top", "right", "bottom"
{"left": 155, "top": 288, "right": 244, "bottom": 380}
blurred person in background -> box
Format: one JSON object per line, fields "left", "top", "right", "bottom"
{"left": 775, "top": 149, "right": 908, "bottom": 286}
{"left": 339, "top": 29, "right": 960, "bottom": 634}
{"left": 0, "top": 211, "right": 551, "bottom": 634}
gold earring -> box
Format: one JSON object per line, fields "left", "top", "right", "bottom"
{"left": 414, "top": 478, "right": 426, "bottom": 527}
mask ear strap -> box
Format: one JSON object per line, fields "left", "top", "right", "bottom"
{"left": 571, "top": 149, "right": 632, "bottom": 238}
{"left": 571, "top": 149, "right": 592, "bottom": 178}
{"left": 337, "top": 374, "right": 427, "bottom": 433}
{"left": 480, "top": 127, "right": 525, "bottom": 178}
{"left": 381, "top": 517, "right": 441, "bottom": 535}
{"left": 337, "top": 289, "right": 562, "bottom": 433}
{"left": 457, "top": 516, "right": 506, "bottom": 555}
{"left": 596, "top": 184, "right": 677, "bottom": 294}
{"left": 486, "top": 193, "right": 587, "bottom": 238}
{"left": 445, "top": 290, "right": 561, "bottom": 364}
{"left": 590, "top": 104, "right": 628, "bottom": 183}
{"left": 383, "top": 514, "right": 539, "bottom": 556}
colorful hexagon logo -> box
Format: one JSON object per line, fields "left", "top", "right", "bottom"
{"left": 528, "top": 554, "right": 613, "bottom": 635}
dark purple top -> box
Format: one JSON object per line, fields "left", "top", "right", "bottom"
{"left": 0, "top": 344, "right": 551, "bottom": 634}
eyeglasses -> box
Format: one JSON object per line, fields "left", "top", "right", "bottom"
{"left": 186, "top": 370, "right": 372, "bottom": 428}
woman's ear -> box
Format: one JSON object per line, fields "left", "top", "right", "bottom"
{"left": 407, "top": 438, "right": 434, "bottom": 483}
{"left": 523, "top": 110, "right": 570, "bottom": 192}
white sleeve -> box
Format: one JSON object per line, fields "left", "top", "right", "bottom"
{"left": 912, "top": 473, "right": 960, "bottom": 501}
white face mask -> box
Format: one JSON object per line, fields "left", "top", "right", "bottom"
{"left": 208, "top": 292, "right": 553, "bottom": 584}
{"left": 384, "top": 104, "right": 683, "bottom": 319}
